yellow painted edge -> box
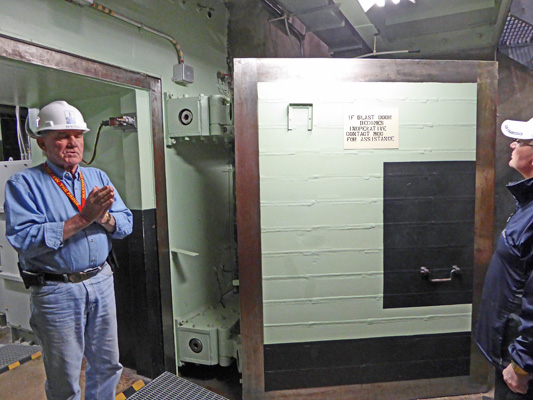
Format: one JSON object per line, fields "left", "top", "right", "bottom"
{"left": 8, "top": 361, "right": 21, "bottom": 370}
{"left": 132, "top": 380, "right": 145, "bottom": 391}
{"left": 31, "top": 351, "right": 42, "bottom": 359}
{"left": 115, "top": 393, "right": 126, "bottom": 400}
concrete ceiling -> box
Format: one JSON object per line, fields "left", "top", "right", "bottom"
{"left": 271, "top": 0, "right": 519, "bottom": 60}
{"left": 0, "top": 0, "right": 530, "bottom": 113}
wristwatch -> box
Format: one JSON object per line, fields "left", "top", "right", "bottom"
{"left": 511, "top": 360, "right": 529, "bottom": 376}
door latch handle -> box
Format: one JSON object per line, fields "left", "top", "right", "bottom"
{"left": 420, "top": 265, "right": 461, "bottom": 283}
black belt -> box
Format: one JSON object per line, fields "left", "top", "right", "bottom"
{"left": 19, "top": 265, "right": 104, "bottom": 287}
{"left": 42, "top": 266, "right": 103, "bottom": 284}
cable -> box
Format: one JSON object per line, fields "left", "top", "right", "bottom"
{"left": 15, "top": 106, "right": 29, "bottom": 160}
{"left": 263, "top": 0, "right": 305, "bottom": 55}
{"left": 82, "top": 115, "right": 136, "bottom": 165}
{"left": 82, "top": 121, "right": 107, "bottom": 165}
{"left": 284, "top": 16, "right": 302, "bottom": 56}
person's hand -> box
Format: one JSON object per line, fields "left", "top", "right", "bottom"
{"left": 79, "top": 186, "right": 115, "bottom": 224}
{"left": 96, "top": 210, "right": 112, "bottom": 225}
{"left": 503, "top": 363, "right": 530, "bottom": 394}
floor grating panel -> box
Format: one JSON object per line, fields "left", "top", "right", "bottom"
{"left": 0, "top": 343, "right": 42, "bottom": 373}
{"left": 128, "top": 371, "right": 230, "bottom": 400}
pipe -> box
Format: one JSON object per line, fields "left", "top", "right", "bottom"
{"left": 262, "top": 0, "right": 305, "bottom": 45}
{"left": 357, "top": 49, "right": 420, "bottom": 58}
{"left": 356, "top": 31, "right": 419, "bottom": 58}
{"left": 84, "top": 1, "right": 185, "bottom": 63}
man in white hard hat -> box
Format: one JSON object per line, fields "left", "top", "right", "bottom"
{"left": 4, "top": 100, "right": 133, "bottom": 400}
{"left": 476, "top": 117, "right": 533, "bottom": 399}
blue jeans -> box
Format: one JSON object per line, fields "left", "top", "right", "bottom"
{"left": 29, "top": 263, "right": 122, "bottom": 400}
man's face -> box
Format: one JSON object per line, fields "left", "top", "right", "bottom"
{"left": 37, "top": 130, "right": 84, "bottom": 172}
{"left": 509, "top": 139, "right": 533, "bottom": 178}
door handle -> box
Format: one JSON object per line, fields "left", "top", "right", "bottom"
{"left": 420, "top": 265, "right": 461, "bottom": 283}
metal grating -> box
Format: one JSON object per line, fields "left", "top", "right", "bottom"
{"left": 503, "top": 44, "right": 533, "bottom": 70}
{"left": 127, "top": 371, "right": 230, "bottom": 400}
{"left": 0, "top": 344, "right": 42, "bottom": 371}
{"left": 500, "top": 14, "right": 533, "bottom": 46}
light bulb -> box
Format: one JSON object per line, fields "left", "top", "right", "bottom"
{"left": 376, "top": 0, "right": 385, "bottom": 7}
{"left": 392, "top": 0, "right": 400, "bottom": 3}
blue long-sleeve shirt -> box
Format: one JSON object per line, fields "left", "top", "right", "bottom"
{"left": 4, "top": 160, "right": 133, "bottom": 274}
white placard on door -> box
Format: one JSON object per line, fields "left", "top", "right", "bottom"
{"left": 344, "top": 108, "right": 399, "bottom": 149}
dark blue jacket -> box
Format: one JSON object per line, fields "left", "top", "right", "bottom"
{"left": 476, "top": 177, "right": 533, "bottom": 372}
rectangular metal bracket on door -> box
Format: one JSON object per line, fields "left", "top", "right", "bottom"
{"left": 288, "top": 103, "right": 313, "bottom": 131}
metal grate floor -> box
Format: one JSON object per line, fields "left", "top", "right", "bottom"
{"left": 127, "top": 371, "right": 230, "bottom": 400}
{"left": 0, "top": 343, "right": 42, "bottom": 372}
{"left": 500, "top": 14, "right": 533, "bottom": 47}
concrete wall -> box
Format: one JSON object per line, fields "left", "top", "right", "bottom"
{"left": 227, "top": 0, "right": 330, "bottom": 61}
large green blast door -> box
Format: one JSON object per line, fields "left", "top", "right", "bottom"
{"left": 234, "top": 58, "right": 497, "bottom": 400}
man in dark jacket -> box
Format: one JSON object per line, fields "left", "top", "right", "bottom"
{"left": 477, "top": 116, "right": 533, "bottom": 399}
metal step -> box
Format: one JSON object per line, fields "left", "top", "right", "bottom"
{"left": 127, "top": 371, "right": 230, "bottom": 400}
{"left": 0, "top": 343, "right": 42, "bottom": 373}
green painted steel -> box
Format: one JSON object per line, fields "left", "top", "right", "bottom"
{"left": 0, "top": 0, "right": 232, "bottom": 369}
{"left": 258, "top": 81, "right": 477, "bottom": 344}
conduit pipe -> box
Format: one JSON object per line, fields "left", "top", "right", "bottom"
{"left": 67, "top": 0, "right": 185, "bottom": 63}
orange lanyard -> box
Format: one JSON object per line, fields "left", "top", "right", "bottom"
{"left": 43, "top": 163, "right": 86, "bottom": 212}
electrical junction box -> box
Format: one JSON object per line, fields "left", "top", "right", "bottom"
{"left": 0, "top": 160, "right": 33, "bottom": 335}
{"left": 177, "top": 325, "right": 219, "bottom": 365}
{"left": 172, "top": 63, "right": 194, "bottom": 85}
{"left": 175, "top": 296, "right": 240, "bottom": 368}
{"left": 165, "top": 94, "right": 232, "bottom": 142}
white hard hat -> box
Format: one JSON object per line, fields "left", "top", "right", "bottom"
{"left": 31, "top": 100, "right": 89, "bottom": 138}
{"left": 501, "top": 117, "right": 533, "bottom": 140}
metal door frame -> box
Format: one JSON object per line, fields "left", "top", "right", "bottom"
{"left": 0, "top": 34, "right": 175, "bottom": 373}
{"left": 234, "top": 58, "right": 497, "bottom": 400}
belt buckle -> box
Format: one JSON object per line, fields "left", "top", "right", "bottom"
{"left": 68, "top": 272, "right": 86, "bottom": 283}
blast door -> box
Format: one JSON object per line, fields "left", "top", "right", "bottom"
{"left": 234, "top": 59, "right": 497, "bottom": 400}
